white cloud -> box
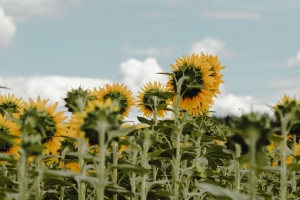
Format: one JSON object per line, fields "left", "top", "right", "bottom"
{"left": 123, "top": 41, "right": 172, "bottom": 58}
{"left": 0, "top": 0, "right": 82, "bottom": 22}
{"left": 189, "top": 36, "right": 233, "bottom": 58}
{"left": 0, "top": 6, "right": 16, "bottom": 47}
{"left": 287, "top": 51, "right": 300, "bottom": 67}
{"left": 117, "top": 58, "right": 169, "bottom": 96}
{"left": 0, "top": 76, "right": 111, "bottom": 106}
{"left": 201, "top": 10, "right": 263, "bottom": 20}
{"left": 212, "top": 85, "right": 273, "bottom": 116}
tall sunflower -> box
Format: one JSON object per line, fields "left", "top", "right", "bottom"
{"left": 137, "top": 82, "right": 170, "bottom": 118}
{"left": 0, "top": 115, "right": 20, "bottom": 159}
{"left": 166, "top": 54, "right": 217, "bottom": 116}
{"left": 95, "top": 83, "right": 135, "bottom": 118}
{"left": 17, "top": 96, "right": 68, "bottom": 155}
{"left": 0, "top": 94, "right": 23, "bottom": 116}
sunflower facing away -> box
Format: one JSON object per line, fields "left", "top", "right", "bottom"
{"left": 0, "top": 94, "right": 23, "bottom": 116}
{"left": 94, "top": 83, "right": 135, "bottom": 118}
{"left": 167, "top": 53, "right": 225, "bottom": 116}
{"left": 137, "top": 82, "right": 170, "bottom": 118}
{"left": 17, "top": 96, "right": 68, "bottom": 155}
{"left": 0, "top": 115, "right": 20, "bottom": 160}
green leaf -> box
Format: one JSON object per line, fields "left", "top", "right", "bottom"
{"left": 74, "top": 175, "right": 98, "bottom": 187}
{"left": 110, "top": 164, "right": 150, "bottom": 175}
{"left": 197, "top": 183, "right": 248, "bottom": 200}
{"left": 147, "top": 150, "right": 164, "bottom": 159}
{"left": 146, "top": 180, "right": 168, "bottom": 190}
{"left": 107, "top": 126, "right": 136, "bottom": 141}
{"left": 105, "top": 185, "right": 135, "bottom": 197}
{"left": 137, "top": 116, "right": 155, "bottom": 126}
{"left": 43, "top": 170, "right": 78, "bottom": 178}
{"left": 43, "top": 177, "right": 74, "bottom": 188}
{"left": 0, "top": 153, "right": 17, "bottom": 163}
{"left": 66, "top": 152, "right": 95, "bottom": 161}
{"left": 156, "top": 72, "right": 174, "bottom": 77}
{"left": 169, "top": 124, "right": 181, "bottom": 133}
{"left": 288, "top": 163, "right": 300, "bottom": 172}
{"left": 187, "top": 84, "right": 207, "bottom": 89}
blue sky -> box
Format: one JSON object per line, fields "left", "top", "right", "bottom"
{"left": 0, "top": 0, "right": 300, "bottom": 118}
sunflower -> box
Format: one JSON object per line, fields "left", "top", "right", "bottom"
{"left": 0, "top": 94, "right": 23, "bottom": 116}
{"left": 136, "top": 82, "right": 170, "bottom": 118}
{"left": 81, "top": 98, "right": 122, "bottom": 145}
{"left": 201, "top": 53, "right": 225, "bottom": 97}
{"left": 95, "top": 83, "right": 135, "bottom": 118}
{"left": 0, "top": 115, "right": 20, "bottom": 160}
{"left": 166, "top": 54, "right": 216, "bottom": 116}
{"left": 17, "top": 96, "right": 68, "bottom": 155}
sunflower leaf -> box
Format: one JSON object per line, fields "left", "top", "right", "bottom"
{"left": 187, "top": 84, "right": 207, "bottom": 89}
{"left": 110, "top": 164, "right": 150, "bottom": 175}
{"left": 156, "top": 72, "right": 174, "bottom": 77}
{"left": 137, "top": 116, "right": 155, "bottom": 125}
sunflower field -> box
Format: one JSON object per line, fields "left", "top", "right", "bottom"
{"left": 0, "top": 52, "right": 300, "bottom": 200}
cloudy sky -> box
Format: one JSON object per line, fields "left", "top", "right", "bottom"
{"left": 0, "top": 0, "right": 300, "bottom": 120}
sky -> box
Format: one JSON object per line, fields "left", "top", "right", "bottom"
{"left": 0, "top": 0, "right": 300, "bottom": 121}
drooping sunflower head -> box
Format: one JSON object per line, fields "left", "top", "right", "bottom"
{"left": 96, "top": 83, "right": 135, "bottom": 118}
{"left": 17, "top": 96, "right": 68, "bottom": 155}
{"left": 64, "top": 87, "right": 92, "bottom": 113}
{"left": 200, "top": 53, "right": 225, "bottom": 97}
{"left": 0, "top": 115, "right": 20, "bottom": 160}
{"left": 166, "top": 54, "right": 216, "bottom": 116}
{"left": 81, "top": 98, "right": 122, "bottom": 145}
{"left": 137, "top": 82, "right": 170, "bottom": 118}
{"left": 0, "top": 94, "right": 23, "bottom": 116}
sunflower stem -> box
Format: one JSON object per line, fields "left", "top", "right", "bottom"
{"left": 97, "top": 122, "right": 107, "bottom": 200}
{"left": 173, "top": 76, "right": 185, "bottom": 200}
{"left": 235, "top": 144, "right": 241, "bottom": 192}
{"left": 141, "top": 132, "right": 150, "bottom": 200}
{"left": 112, "top": 141, "right": 118, "bottom": 200}
{"left": 292, "top": 134, "right": 297, "bottom": 192}
{"left": 35, "top": 155, "right": 42, "bottom": 200}
{"left": 193, "top": 136, "right": 202, "bottom": 200}
{"left": 18, "top": 149, "right": 28, "bottom": 200}
{"left": 280, "top": 116, "right": 288, "bottom": 200}
{"left": 130, "top": 149, "right": 138, "bottom": 200}
{"left": 78, "top": 138, "right": 87, "bottom": 200}
{"left": 249, "top": 130, "right": 257, "bottom": 200}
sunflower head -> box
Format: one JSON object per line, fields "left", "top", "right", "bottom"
{"left": 0, "top": 94, "right": 23, "bottom": 116}
{"left": 18, "top": 96, "right": 68, "bottom": 155}
{"left": 81, "top": 98, "right": 122, "bottom": 145}
{"left": 64, "top": 87, "right": 92, "bottom": 113}
{"left": 137, "top": 82, "right": 170, "bottom": 118}
{"left": 273, "top": 95, "right": 300, "bottom": 118}
{"left": 0, "top": 115, "right": 20, "bottom": 160}
{"left": 166, "top": 54, "right": 217, "bottom": 116}
{"left": 96, "top": 83, "right": 135, "bottom": 118}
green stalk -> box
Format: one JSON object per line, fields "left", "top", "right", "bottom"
{"left": 280, "top": 117, "right": 288, "bottom": 200}
{"left": 78, "top": 138, "right": 86, "bottom": 200}
{"left": 18, "top": 149, "right": 28, "bottom": 200}
{"left": 193, "top": 136, "right": 202, "bottom": 200}
{"left": 141, "top": 135, "right": 150, "bottom": 200}
{"left": 130, "top": 149, "right": 138, "bottom": 200}
{"left": 112, "top": 141, "right": 118, "bottom": 200}
{"left": 35, "top": 156, "right": 41, "bottom": 200}
{"left": 97, "top": 123, "right": 107, "bottom": 200}
{"left": 173, "top": 77, "right": 185, "bottom": 200}
{"left": 291, "top": 134, "right": 297, "bottom": 192}
{"left": 249, "top": 132, "right": 257, "bottom": 200}
{"left": 235, "top": 144, "right": 241, "bottom": 191}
